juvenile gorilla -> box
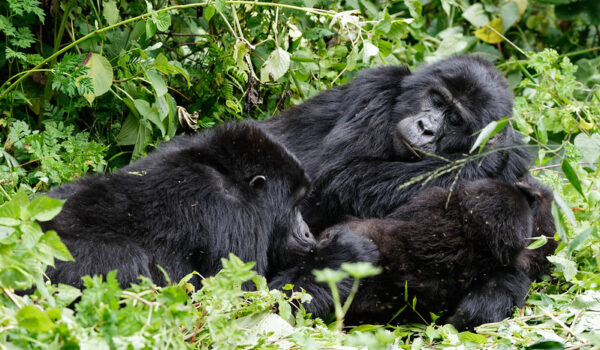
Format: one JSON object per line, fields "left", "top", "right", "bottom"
{"left": 321, "top": 177, "right": 555, "bottom": 329}
{"left": 40, "top": 122, "right": 378, "bottom": 312}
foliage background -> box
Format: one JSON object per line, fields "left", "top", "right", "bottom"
{"left": 0, "top": 0, "right": 599, "bottom": 348}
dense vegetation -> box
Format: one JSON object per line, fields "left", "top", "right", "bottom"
{"left": 0, "top": 0, "right": 599, "bottom": 348}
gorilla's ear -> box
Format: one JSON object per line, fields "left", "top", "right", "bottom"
{"left": 248, "top": 175, "right": 267, "bottom": 188}
{"left": 515, "top": 181, "right": 541, "bottom": 207}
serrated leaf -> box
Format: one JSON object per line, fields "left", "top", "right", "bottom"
{"left": 16, "top": 306, "right": 56, "bottom": 333}
{"left": 38, "top": 230, "right": 74, "bottom": 262}
{"left": 404, "top": 0, "right": 422, "bottom": 20}
{"left": 152, "top": 10, "right": 171, "bottom": 31}
{"left": 375, "top": 11, "right": 391, "bottom": 34}
{"left": 341, "top": 262, "right": 382, "bottom": 279}
{"left": 561, "top": 159, "right": 584, "bottom": 197}
{"left": 474, "top": 18, "right": 504, "bottom": 44}
{"left": 470, "top": 117, "right": 509, "bottom": 154}
{"left": 28, "top": 196, "right": 65, "bottom": 222}
{"left": 20, "top": 221, "right": 43, "bottom": 249}
{"left": 82, "top": 53, "right": 113, "bottom": 103}
{"left": 260, "top": 48, "right": 290, "bottom": 83}
{"left": 547, "top": 255, "right": 577, "bottom": 282}
{"left": 463, "top": 3, "right": 489, "bottom": 27}
{"left": 102, "top": 0, "right": 120, "bottom": 26}
{"left": 146, "top": 69, "right": 167, "bottom": 96}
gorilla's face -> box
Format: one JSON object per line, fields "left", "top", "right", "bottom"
{"left": 392, "top": 56, "right": 513, "bottom": 161}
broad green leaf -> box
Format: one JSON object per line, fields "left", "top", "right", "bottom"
{"left": 538, "top": 117, "right": 548, "bottom": 144}
{"left": 362, "top": 42, "right": 379, "bottom": 62}
{"left": 28, "top": 196, "right": 65, "bottom": 222}
{"left": 470, "top": 117, "right": 509, "bottom": 154}
{"left": 463, "top": 3, "right": 489, "bottom": 27}
{"left": 116, "top": 114, "right": 140, "bottom": 146}
{"left": 134, "top": 99, "right": 166, "bottom": 136}
{"left": 102, "top": 0, "right": 120, "bottom": 26}
{"left": 0, "top": 266, "right": 31, "bottom": 289}
{"left": 16, "top": 306, "right": 56, "bottom": 333}
{"left": 527, "top": 339, "right": 566, "bottom": 349}
{"left": 0, "top": 217, "right": 19, "bottom": 226}
{"left": 215, "top": 0, "right": 226, "bottom": 13}
{"left": 233, "top": 41, "right": 249, "bottom": 71}
{"left": 82, "top": 53, "right": 113, "bottom": 103}
{"left": 146, "top": 69, "right": 167, "bottom": 96}
{"left": 20, "top": 221, "right": 43, "bottom": 249}
{"left": 38, "top": 230, "right": 74, "bottom": 262}
{"left": 458, "top": 331, "right": 487, "bottom": 344}
{"left": 374, "top": 11, "right": 391, "bottom": 34}
{"left": 146, "top": 20, "right": 157, "bottom": 38}
{"left": 574, "top": 133, "right": 600, "bottom": 164}
{"left": 314, "top": 268, "right": 348, "bottom": 283}
{"left": 561, "top": 159, "right": 584, "bottom": 197}
{"left": 341, "top": 262, "right": 382, "bottom": 279}
{"left": 474, "top": 18, "right": 504, "bottom": 44}
{"left": 204, "top": 5, "right": 216, "bottom": 22}
{"left": 404, "top": 0, "right": 422, "bottom": 20}
{"left": 527, "top": 235, "right": 548, "bottom": 250}
{"left": 0, "top": 188, "right": 29, "bottom": 220}
{"left": 500, "top": 1, "right": 520, "bottom": 32}
{"left": 547, "top": 255, "right": 577, "bottom": 282}
{"left": 260, "top": 48, "right": 291, "bottom": 83}
{"left": 154, "top": 53, "right": 176, "bottom": 75}
{"left": 152, "top": 10, "right": 171, "bottom": 31}
{"left": 568, "top": 227, "right": 597, "bottom": 255}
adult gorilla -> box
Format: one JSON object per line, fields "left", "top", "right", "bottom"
{"left": 263, "top": 55, "right": 532, "bottom": 232}
{"left": 264, "top": 56, "right": 543, "bottom": 326}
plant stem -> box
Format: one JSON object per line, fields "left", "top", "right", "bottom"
{"left": 0, "top": 1, "right": 340, "bottom": 100}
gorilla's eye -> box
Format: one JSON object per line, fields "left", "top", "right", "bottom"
{"left": 446, "top": 111, "right": 462, "bottom": 126}
{"left": 249, "top": 175, "right": 267, "bottom": 188}
{"left": 430, "top": 91, "right": 446, "bottom": 109}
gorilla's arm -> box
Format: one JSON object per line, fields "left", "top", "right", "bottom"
{"left": 268, "top": 229, "right": 379, "bottom": 319}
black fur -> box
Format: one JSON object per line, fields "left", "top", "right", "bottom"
{"left": 40, "top": 121, "right": 378, "bottom": 309}
{"left": 318, "top": 178, "right": 555, "bottom": 329}
{"left": 263, "top": 55, "right": 532, "bottom": 232}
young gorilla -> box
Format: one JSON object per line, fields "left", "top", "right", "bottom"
{"left": 40, "top": 122, "right": 378, "bottom": 317}
{"left": 318, "top": 177, "right": 555, "bottom": 329}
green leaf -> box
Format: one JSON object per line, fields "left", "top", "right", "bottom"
{"left": 82, "top": 53, "right": 113, "bottom": 103}
{"left": 146, "top": 69, "right": 168, "bottom": 96}
{"left": 102, "top": 0, "right": 120, "bottom": 26}
{"left": 474, "top": 18, "right": 504, "bottom": 44}
{"left": 38, "top": 230, "right": 74, "bottom": 262}
{"left": 20, "top": 221, "right": 43, "bottom": 249}
{"left": 0, "top": 188, "right": 29, "bottom": 220}
{"left": 551, "top": 202, "right": 569, "bottom": 244}
{"left": 341, "top": 262, "right": 382, "bottom": 279}
{"left": 561, "top": 159, "right": 584, "bottom": 197}
{"left": 458, "top": 331, "right": 487, "bottom": 344}
{"left": 116, "top": 114, "right": 140, "bottom": 146}
{"left": 134, "top": 99, "right": 166, "bottom": 136}
{"left": 215, "top": 0, "right": 226, "bottom": 12}
{"left": 527, "top": 235, "right": 548, "bottom": 250}
{"left": 568, "top": 227, "right": 597, "bottom": 255}
{"left": 204, "top": 5, "right": 216, "bottom": 22}
{"left": 146, "top": 20, "right": 157, "bottom": 38}
{"left": 28, "top": 196, "right": 65, "bottom": 222}
{"left": 260, "top": 48, "right": 291, "bottom": 83}
{"left": 313, "top": 268, "right": 348, "bottom": 284}
{"left": 573, "top": 133, "right": 600, "bottom": 165}
{"left": 500, "top": 1, "right": 520, "bottom": 32}
{"left": 463, "top": 3, "right": 489, "bottom": 27}
{"left": 374, "top": 10, "right": 391, "bottom": 34}
{"left": 470, "top": 117, "right": 509, "bottom": 154}
{"left": 547, "top": 255, "right": 577, "bottom": 282}
{"left": 16, "top": 306, "right": 56, "bottom": 333}
{"left": 403, "top": 0, "right": 422, "bottom": 20}
{"left": 0, "top": 266, "right": 32, "bottom": 289}
{"left": 527, "top": 339, "right": 565, "bottom": 349}
{"left": 152, "top": 10, "right": 171, "bottom": 31}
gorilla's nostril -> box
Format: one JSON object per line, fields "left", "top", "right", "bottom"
{"left": 305, "top": 232, "right": 310, "bottom": 238}
{"left": 417, "top": 119, "right": 425, "bottom": 131}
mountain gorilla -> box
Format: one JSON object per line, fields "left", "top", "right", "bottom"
{"left": 321, "top": 177, "right": 555, "bottom": 329}
{"left": 263, "top": 55, "right": 532, "bottom": 232}
{"left": 40, "top": 121, "right": 378, "bottom": 318}
{"left": 263, "top": 56, "right": 553, "bottom": 326}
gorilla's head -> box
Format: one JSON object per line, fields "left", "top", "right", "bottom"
{"left": 392, "top": 56, "right": 513, "bottom": 161}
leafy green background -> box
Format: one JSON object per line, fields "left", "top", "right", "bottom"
{"left": 0, "top": 0, "right": 599, "bottom": 348}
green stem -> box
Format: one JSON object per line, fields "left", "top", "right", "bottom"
{"left": 0, "top": 1, "right": 339, "bottom": 100}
